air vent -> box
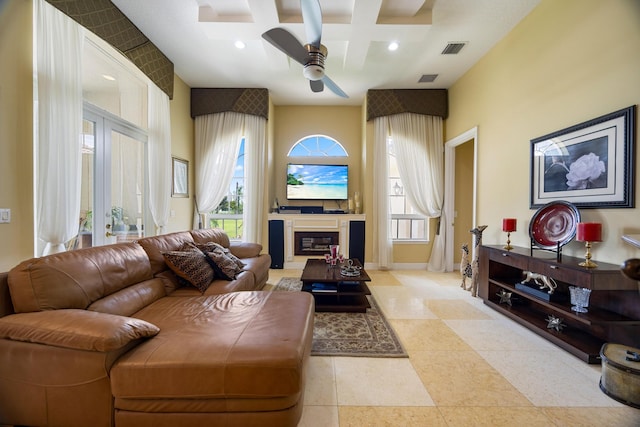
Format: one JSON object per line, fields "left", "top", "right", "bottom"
{"left": 442, "top": 42, "right": 466, "bottom": 55}
{"left": 418, "top": 74, "right": 438, "bottom": 83}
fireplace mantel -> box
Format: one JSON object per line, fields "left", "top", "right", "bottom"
{"left": 267, "top": 214, "right": 366, "bottom": 269}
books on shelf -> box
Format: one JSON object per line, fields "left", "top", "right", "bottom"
{"left": 311, "top": 283, "right": 338, "bottom": 293}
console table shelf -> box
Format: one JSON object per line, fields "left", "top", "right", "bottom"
{"left": 479, "top": 245, "right": 640, "bottom": 364}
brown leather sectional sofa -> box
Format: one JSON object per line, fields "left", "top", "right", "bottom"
{"left": 0, "top": 229, "right": 314, "bottom": 427}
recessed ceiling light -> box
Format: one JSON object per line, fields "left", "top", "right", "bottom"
{"left": 235, "top": 40, "right": 246, "bottom": 49}
{"left": 102, "top": 74, "right": 116, "bottom": 81}
{"left": 388, "top": 42, "right": 399, "bottom": 51}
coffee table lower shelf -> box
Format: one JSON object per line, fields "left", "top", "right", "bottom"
{"left": 301, "top": 282, "right": 371, "bottom": 313}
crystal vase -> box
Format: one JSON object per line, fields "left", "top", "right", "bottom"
{"left": 569, "top": 286, "right": 591, "bottom": 313}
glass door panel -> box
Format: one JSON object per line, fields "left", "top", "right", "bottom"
{"left": 110, "top": 130, "right": 145, "bottom": 243}
{"left": 80, "top": 107, "right": 148, "bottom": 248}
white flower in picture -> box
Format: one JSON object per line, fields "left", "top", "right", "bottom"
{"left": 565, "top": 152, "right": 605, "bottom": 190}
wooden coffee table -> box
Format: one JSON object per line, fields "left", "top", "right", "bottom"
{"left": 300, "top": 258, "right": 371, "bottom": 312}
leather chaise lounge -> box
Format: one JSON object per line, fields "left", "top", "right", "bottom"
{"left": 0, "top": 229, "right": 314, "bottom": 427}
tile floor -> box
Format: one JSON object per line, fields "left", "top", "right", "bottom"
{"left": 266, "top": 268, "right": 640, "bottom": 427}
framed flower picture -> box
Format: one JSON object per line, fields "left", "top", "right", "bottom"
{"left": 530, "top": 105, "right": 636, "bottom": 208}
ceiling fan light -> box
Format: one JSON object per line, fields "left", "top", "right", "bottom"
{"left": 303, "top": 64, "right": 325, "bottom": 81}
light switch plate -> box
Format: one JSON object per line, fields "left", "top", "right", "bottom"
{"left": 0, "top": 209, "right": 10, "bottom": 224}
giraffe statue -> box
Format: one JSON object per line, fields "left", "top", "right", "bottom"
{"left": 460, "top": 243, "right": 472, "bottom": 291}
{"left": 469, "top": 225, "right": 488, "bottom": 297}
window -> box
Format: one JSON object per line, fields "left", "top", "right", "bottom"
{"left": 210, "top": 139, "right": 245, "bottom": 239}
{"left": 288, "top": 135, "right": 347, "bottom": 157}
{"left": 388, "top": 139, "right": 427, "bottom": 241}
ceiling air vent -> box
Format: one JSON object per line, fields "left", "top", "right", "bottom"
{"left": 418, "top": 74, "right": 438, "bottom": 83}
{"left": 442, "top": 42, "right": 466, "bottom": 55}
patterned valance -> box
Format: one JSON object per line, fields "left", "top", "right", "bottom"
{"left": 46, "top": 0, "right": 174, "bottom": 99}
{"left": 367, "top": 89, "right": 448, "bottom": 121}
{"left": 191, "top": 88, "right": 269, "bottom": 120}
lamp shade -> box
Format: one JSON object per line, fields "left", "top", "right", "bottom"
{"left": 577, "top": 222, "right": 602, "bottom": 242}
{"left": 502, "top": 218, "right": 517, "bottom": 232}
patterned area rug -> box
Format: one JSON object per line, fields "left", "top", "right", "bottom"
{"left": 272, "top": 278, "right": 408, "bottom": 358}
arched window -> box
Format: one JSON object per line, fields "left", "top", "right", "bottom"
{"left": 288, "top": 135, "right": 348, "bottom": 157}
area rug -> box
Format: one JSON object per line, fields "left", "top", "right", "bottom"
{"left": 272, "top": 277, "right": 408, "bottom": 358}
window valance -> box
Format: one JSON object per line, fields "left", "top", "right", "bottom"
{"left": 366, "top": 89, "right": 448, "bottom": 121}
{"left": 191, "top": 88, "right": 269, "bottom": 120}
{"left": 46, "top": 0, "right": 174, "bottom": 99}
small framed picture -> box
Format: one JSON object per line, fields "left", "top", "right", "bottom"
{"left": 172, "top": 157, "right": 189, "bottom": 198}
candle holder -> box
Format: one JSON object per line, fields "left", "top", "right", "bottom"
{"left": 576, "top": 222, "right": 602, "bottom": 268}
{"left": 502, "top": 218, "right": 517, "bottom": 251}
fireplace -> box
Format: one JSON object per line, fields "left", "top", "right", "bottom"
{"left": 294, "top": 232, "right": 339, "bottom": 256}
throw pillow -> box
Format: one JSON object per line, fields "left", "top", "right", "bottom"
{"left": 162, "top": 249, "right": 214, "bottom": 292}
{"left": 205, "top": 247, "right": 244, "bottom": 280}
{"left": 196, "top": 242, "right": 246, "bottom": 269}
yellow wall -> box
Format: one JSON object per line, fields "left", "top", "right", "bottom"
{"left": 446, "top": 0, "right": 640, "bottom": 264}
{"left": 167, "top": 75, "right": 195, "bottom": 233}
{"left": 272, "top": 105, "right": 362, "bottom": 210}
{"left": 0, "top": 0, "right": 33, "bottom": 271}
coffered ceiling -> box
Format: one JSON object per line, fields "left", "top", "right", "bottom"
{"left": 110, "top": 0, "right": 540, "bottom": 105}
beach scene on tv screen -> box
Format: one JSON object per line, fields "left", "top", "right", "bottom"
{"left": 287, "top": 164, "right": 348, "bottom": 199}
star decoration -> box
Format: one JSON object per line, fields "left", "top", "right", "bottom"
{"left": 546, "top": 315, "right": 566, "bottom": 332}
{"left": 496, "top": 289, "right": 512, "bottom": 306}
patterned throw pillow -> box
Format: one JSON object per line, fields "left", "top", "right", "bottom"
{"left": 196, "top": 242, "right": 246, "bottom": 270}
{"left": 162, "top": 250, "right": 214, "bottom": 292}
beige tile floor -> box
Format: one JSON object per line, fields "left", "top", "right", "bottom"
{"left": 267, "top": 268, "right": 640, "bottom": 427}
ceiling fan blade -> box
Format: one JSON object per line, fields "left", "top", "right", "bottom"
{"left": 322, "top": 75, "right": 349, "bottom": 98}
{"left": 301, "top": 0, "right": 322, "bottom": 48}
{"left": 261, "top": 28, "right": 308, "bottom": 65}
{"left": 309, "top": 80, "right": 323, "bottom": 93}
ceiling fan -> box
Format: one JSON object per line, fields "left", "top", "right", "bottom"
{"left": 262, "top": 0, "right": 348, "bottom": 98}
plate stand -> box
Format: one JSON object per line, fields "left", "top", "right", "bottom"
{"left": 530, "top": 238, "right": 563, "bottom": 262}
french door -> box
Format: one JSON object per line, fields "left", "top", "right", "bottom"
{"left": 80, "top": 104, "right": 149, "bottom": 247}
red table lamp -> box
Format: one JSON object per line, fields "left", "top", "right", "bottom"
{"left": 576, "top": 222, "right": 602, "bottom": 268}
{"left": 502, "top": 218, "right": 517, "bottom": 250}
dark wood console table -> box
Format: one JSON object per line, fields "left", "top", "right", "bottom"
{"left": 479, "top": 245, "right": 640, "bottom": 363}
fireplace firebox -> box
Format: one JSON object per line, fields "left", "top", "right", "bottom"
{"left": 294, "top": 232, "right": 339, "bottom": 256}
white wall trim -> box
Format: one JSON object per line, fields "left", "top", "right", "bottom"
{"left": 444, "top": 127, "right": 478, "bottom": 272}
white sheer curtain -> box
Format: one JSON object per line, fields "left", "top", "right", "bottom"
{"left": 148, "top": 84, "right": 171, "bottom": 234}
{"left": 373, "top": 117, "right": 393, "bottom": 269}
{"left": 193, "top": 112, "right": 244, "bottom": 228}
{"left": 35, "top": 0, "right": 84, "bottom": 255}
{"left": 388, "top": 113, "right": 445, "bottom": 271}
{"left": 242, "top": 114, "right": 267, "bottom": 243}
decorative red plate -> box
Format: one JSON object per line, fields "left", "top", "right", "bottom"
{"left": 529, "top": 201, "right": 580, "bottom": 250}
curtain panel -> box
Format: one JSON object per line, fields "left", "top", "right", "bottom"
{"left": 36, "top": 0, "right": 84, "bottom": 255}
{"left": 148, "top": 84, "right": 172, "bottom": 234}
{"left": 374, "top": 113, "right": 446, "bottom": 271}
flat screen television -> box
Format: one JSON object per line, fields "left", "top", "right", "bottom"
{"left": 287, "top": 163, "right": 348, "bottom": 200}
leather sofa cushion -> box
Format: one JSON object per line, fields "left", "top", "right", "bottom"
{"left": 169, "top": 270, "right": 256, "bottom": 296}
{"left": 112, "top": 291, "right": 314, "bottom": 403}
{"left": 137, "top": 232, "right": 194, "bottom": 276}
{"left": 190, "top": 228, "right": 230, "bottom": 248}
{"left": 0, "top": 309, "right": 159, "bottom": 352}
{"left": 8, "top": 243, "right": 153, "bottom": 313}
{"left": 229, "top": 242, "right": 263, "bottom": 259}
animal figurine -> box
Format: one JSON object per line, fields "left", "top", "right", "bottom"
{"left": 469, "top": 225, "right": 488, "bottom": 297}
{"left": 460, "top": 243, "right": 473, "bottom": 290}
{"left": 522, "top": 271, "right": 558, "bottom": 294}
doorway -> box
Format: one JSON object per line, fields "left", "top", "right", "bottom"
{"left": 79, "top": 104, "right": 149, "bottom": 248}
{"left": 443, "top": 127, "right": 478, "bottom": 271}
